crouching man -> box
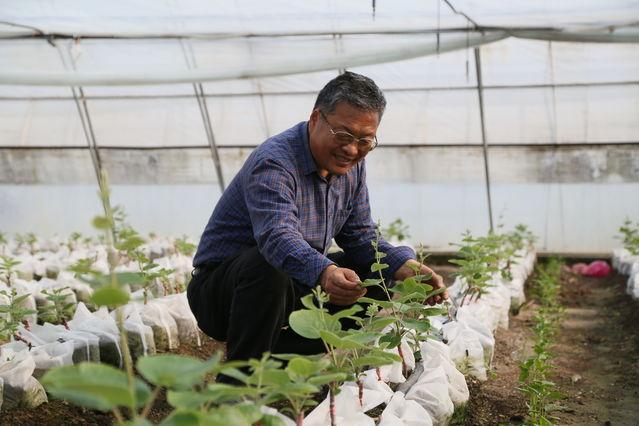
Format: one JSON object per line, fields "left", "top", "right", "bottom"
{"left": 187, "top": 72, "right": 448, "bottom": 371}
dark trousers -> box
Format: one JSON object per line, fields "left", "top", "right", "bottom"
{"left": 187, "top": 247, "right": 388, "bottom": 363}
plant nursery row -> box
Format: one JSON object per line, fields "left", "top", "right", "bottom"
{"left": 0, "top": 182, "right": 541, "bottom": 425}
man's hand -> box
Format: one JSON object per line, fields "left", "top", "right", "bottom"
{"left": 319, "top": 264, "right": 366, "bottom": 306}
{"left": 394, "top": 259, "right": 449, "bottom": 306}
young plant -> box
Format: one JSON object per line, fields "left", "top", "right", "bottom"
{"left": 174, "top": 236, "right": 196, "bottom": 257}
{"left": 618, "top": 218, "right": 639, "bottom": 255}
{"left": 0, "top": 255, "right": 21, "bottom": 287}
{"left": 449, "top": 231, "right": 499, "bottom": 307}
{"left": 0, "top": 288, "right": 37, "bottom": 345}
{"left": 288, "top": 287, "right": 399, "bottom": 425}
{"left": 38, "top": 287, "right": 76, "bottom": 329}
{"left": 382, "top": 218, "right": 410, "bottom": 242}
{"left": 518, "top": 259, "right": 564, "bottom": 425}
{"left": 0, "top": 231, "right": 7, "bottom": 255}
{"left": 359, "top": 227, "right": 447, "bottom": 376}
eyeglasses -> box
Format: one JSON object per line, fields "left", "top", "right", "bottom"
{"left": 319, "top": 111, "right": 378, "bottom": 152}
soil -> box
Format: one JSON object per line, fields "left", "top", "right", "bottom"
{"left": 2, "top": 262, "right": 638, "bottom": 425}
{"left": 452, "top": 263, "right": 639, "bottom": 426}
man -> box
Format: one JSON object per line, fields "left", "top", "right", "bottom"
{"left": 188, "top": 71, "right": 448, "bottom": 365}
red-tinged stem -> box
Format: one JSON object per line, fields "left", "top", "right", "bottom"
{"left": 21, "top": 319, "right": 31, "bottom": 331}
{"left": 296, "top": 412, "right": 304, "bottom": 426}
{"left": 376, "top": 367, "right": 382, "bottom": 381}
{"left": 62, "top": 318, "right": 70, "bottom": 330}
{"left": 14, "top": 332, "right": 33, "bottom": 350}
{"left": 397, "top": 343, "right": 408, "bottom": 378}
{"left": 329, "top": 388, "right": 336, "bottom": 426}
{"left": 357, "top": 377, "right": 364, "bottom": 407}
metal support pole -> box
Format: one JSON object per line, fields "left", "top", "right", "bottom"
{"left": 474, "top": 47, "right": 494, "bottom": 232}
{"left": 193, "top": 83, "right": 225, "bottom": 192}
{"left": 71, "top": 86, "right": 104, "bottom": 188}
{"left": 180, "top": 40, "right": 225, "bottom": 192}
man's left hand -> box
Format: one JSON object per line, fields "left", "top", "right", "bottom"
{"left": 393, "top": 259, "right": 449, "bottom": 306}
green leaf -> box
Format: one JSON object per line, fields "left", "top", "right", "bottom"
{"left": 299, "top": 294, "right": 317, "bottom": 311}
{"left": 307, "top": 372, "right": 348, "bottom": 386}
{"left": 137, "top": 353, "right": 221, "bottom": 390}
{"left": 360, "top": 278, "right": 382, "bottom": 288}
{"left": 331, "top": 305, "right": 363, "bottom": 320}
{"left": 403, "top": 319, "right": 431, "bottom": 333}
{"left": 42, "top": 363, "right": 150, "bottom": 412}
{"left": 357, "top": 297, "right": 394, "bottom": 309}
{"left": 161, "top": 410, "right": 210, "bottom": 426}
{"left": 91, "top": 286, "right": 129, "bottom": 308}
{"left": 285, "top": 357, "right": 329, "bottom": 380}
{"left": 115, "top": 272, "right": 146, "bottom": 286}
{"left": 320, "top": 330, "right": 366, "bottom": 349}
{"left": 288, "top": 310, "right": 340, "bottom": 339}
{"left": 351, "top": 353, "right": 401, "bottom": 368}
{"left": 92, "top": 216, "right": 111, "bottom": 230}
{"left": 166, "top": 390, "right": 215, "bottom": 410}
{"left": 371, "top": 263, "right": 389, "bottom": 273}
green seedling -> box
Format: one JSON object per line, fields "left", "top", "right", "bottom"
{"left": 359, "top": 226, "right": 447, "bottom": 377}
{"left": 618, "top": 218, "right": 639, "bottom": 255}
{"left": 38, "top": 287, "right": 76, "bottom": 329}
{"left": 382, "top": 218, "right": 410, "bottom": 242}
{"left": 289, "top": 287, "right": 399, "bottom": 425}
{"left": 449, "top": 231, "right": 498, "bottom": 307}
{"left": 0, "top": 288, "right": 37, "bottom": 345}
{"left": 174, "top": 237, "right": 197, "bottom": 257}
{"left": 0, "top": 255, "right": 21, "bottom": 287}
{"left": 518, "top": 259, "right": 565, "bottom": 425}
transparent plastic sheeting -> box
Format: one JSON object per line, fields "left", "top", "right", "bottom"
{"left": 2, "top": 83, "right": 638, "bottom": 148}
{"left": 2, "top": 0, "right": 638, "bottom": 36}
{"left": 0, "top": 32, "right": 508, "bottom": 86}
{"left": 1, "top": 182, "right": 638, "bottom": 254}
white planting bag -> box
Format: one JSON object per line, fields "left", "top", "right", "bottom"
{"left": 154, "top": 293, "right": 201, "bottom": 346}
{"left": 455, "top": 306, "right": 495, "bottom": 368}
{"left": 69, "top": 302, "right": 122, "bottom": 367}
{"left": 404, "top": 366, "right": 454, "bottom": 426}
{"left": 0, "top": 347, "right": 48, "bottom": 409}
{"left": 111, "top": 303, "right": 157, "bottom": 359}
{"left": 420, "top": 339, "right": 469, "bottom": 407}
{"left": 139, "top": 301, "right": 180, "bottom": 351}
{"left": 304, "top": 386, "right": 375, "bottom": 426}
{"left": 442, "top": 321, "right": 487, "bottom": 381}
{"left": 379, "top": 391, "right": 434, "bottom": 426}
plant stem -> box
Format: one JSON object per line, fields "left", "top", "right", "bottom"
{"left": 112, "top": 406, "right": 126, "bottom": 424}
{"left": 116, "top": 309, "right": 137, "bottom": 417}
{"left": 296, "top": 412, "right": 304, "bottom": 426}
{"left": 329, "top": 386, "right": 336, "bottom": 426}
{"left": 140, "top": 386, "right": 161, "bottom": 418}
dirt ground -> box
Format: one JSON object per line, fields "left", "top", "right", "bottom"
{"left": 3, "top": 262, "right": 638, "bottom": 425}
{"left": 455, "top": 264, "right": 639, "bottom": 426}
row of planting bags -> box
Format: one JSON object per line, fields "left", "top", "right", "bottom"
{"left": 611, "top": 248, "right": 639, "bottom": 300}
{"left": 0, "top": 239, "right": 199, "bottom": 412}
{"left": 274, "top": 248, "right": 537, "bottom": 426}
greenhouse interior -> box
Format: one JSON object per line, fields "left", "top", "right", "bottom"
{"left": 1, "top": 1, "right": 639, "bottom": 425}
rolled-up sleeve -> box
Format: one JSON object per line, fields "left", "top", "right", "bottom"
{"left": 335, "top": 163, "right": 415, "bottom": 281}
{"left": 245, "top": 158, "right": 333, "bottom": 287}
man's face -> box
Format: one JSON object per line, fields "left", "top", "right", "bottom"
{"left": 308, "top": 101, "right": 380, "bottom": 178}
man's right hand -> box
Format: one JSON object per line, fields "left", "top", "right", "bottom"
{"left": 319, "top": 264, "right": 366, "bottom": 306}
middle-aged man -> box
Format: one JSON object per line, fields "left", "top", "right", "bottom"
{"left": 187, "top": 71, "right": 448, "bottom": 368}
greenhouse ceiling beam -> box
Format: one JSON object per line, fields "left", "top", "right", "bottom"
{"left": 5, "top": 142, "right": 639, "bottom": 151}
{"left": 474, "top": 46, "right": 494, "bottom": 233}
{"left": 3, "top": 80, "right": 638, "bottom": 102}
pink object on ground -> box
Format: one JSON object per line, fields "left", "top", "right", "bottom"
{"left": 571, "top": 263, "right": 588, "bottom": 274}
{"left": 583, "top": 260, "right": 611, "bottom": 277}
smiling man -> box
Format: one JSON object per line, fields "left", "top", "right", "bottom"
{"left": 187, "top": 72, "right": 448, "bottom": 370}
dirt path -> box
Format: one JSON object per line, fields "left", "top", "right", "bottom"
{"left": 455, "top": 265, "right": 639, "bottom": 426}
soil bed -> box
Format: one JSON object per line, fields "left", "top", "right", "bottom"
{"left": 3, "top": 262, "right": 638, "bottom": 425}
{"left": 451, "top": 262, "right": 639, "bottom": 426}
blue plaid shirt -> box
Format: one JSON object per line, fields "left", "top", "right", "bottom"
{"left": 194, "top": 121, "right": 415, "bottom": 287}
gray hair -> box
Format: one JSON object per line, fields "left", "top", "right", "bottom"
{"left": 314, "top": 71, "right": 386, "bottom": 119}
